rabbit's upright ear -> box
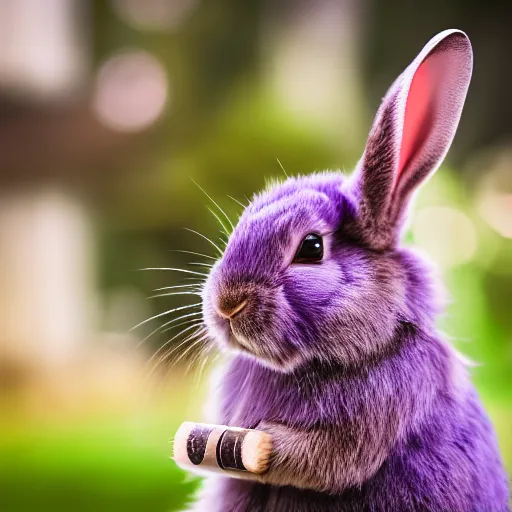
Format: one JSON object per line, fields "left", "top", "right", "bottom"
{"left": 351, "top": 30, "right": 472, "bottom": 249}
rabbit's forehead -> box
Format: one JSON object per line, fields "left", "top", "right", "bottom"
{"left": 220, "top": 189, "right": 334, "bottom": 274}
{"left": 248, "top": 189, "right": 331, "bottom": 224}
{"left": 248, "top": 172, "right": 344, "bottom": 212}
{"left": 244, "top": 190, "right": 331, "bottom": 236}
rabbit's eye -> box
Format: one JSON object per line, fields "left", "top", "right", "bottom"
{"left": 293, "top": 234, "right": 323, "bottom": 263}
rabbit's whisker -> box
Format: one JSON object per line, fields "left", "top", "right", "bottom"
{"left": 162, "top": 319, "right": 206, "bottom": 334}
{"left": 152, "top": 284, "right": 201, "bottom": 292}
{"left": 189, "top": 340, "right": 214, "bottom": 381}
{"left": 227, "top": 195, "right": 247, "bottom": 209}
{"left": 192, "top": 179, "right": 235, "bottom": 233}
{"left": 148, "top": 291, "right": 202, "bottom": 299}
{"left": 148, "top": 326, "right": 204, "bottom": 371}
{"left": 131, "top": 303, "right": 201, "bottom": 331}
{"left": 183, "top": 227, "right": 223, "bottom": 255}
{"left": 182, "top": 277, "right": 206, "bottom": 284}
{"left": 145, "top": 330, "right": 204, "bottom": 381}
{"left": 189, "top": 262, "right": 213, "bottom": 269}
{"left": 171, "top": 331, "right": 209, "bottom": 368}
{"left": 156, "top": 329, "right": 208, "bottom": 378}
{"left": 276, "top": 157, "right": 289, "bottom": 178}
{"left": 137, "top": 311, "right": 203, "bottom": 347}
{"left": 208, "top": 207, "right": 230, "bottom": 238}
{"left": 147, "top": 322, "right": 204, "bottom": 369}
{"left": 138, "top": 267, "right": 209, "bottom": 277}
{"left": 169, "top": 249, "right": 217, "bottom": 261}
{"left": 193, "top": 350, "right": 210, "bottom": 389}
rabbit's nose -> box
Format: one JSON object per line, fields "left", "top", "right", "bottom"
{"left": 217, "top": 297, "right": 248, "bottom": 319}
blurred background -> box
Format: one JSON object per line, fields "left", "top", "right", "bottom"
{"left": 0, "top": 1, "right": 511, "bottom": 510}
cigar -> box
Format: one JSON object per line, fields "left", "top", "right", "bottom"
{"left": 173, "top": 422, "right": 272, "bottom": 475}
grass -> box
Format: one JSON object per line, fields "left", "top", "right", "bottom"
{"left": 0, "top": 415, "right": 200, "bottom": 512}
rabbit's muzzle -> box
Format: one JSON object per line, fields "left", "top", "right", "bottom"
{"left": 217, "top": 293, "right": 249, "bottom": 320}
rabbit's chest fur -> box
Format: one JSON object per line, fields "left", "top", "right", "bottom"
{"left": 205, "top": 334, "right": 510, "bottom": 512}
{"left": 212, "top": 396, "right": 510, "bottom": 512}
{"left": 219, "top": 324, "right": 438, "bottom": 430}
{"left": 220, "top": 357, "right": 342, "bottom": 429}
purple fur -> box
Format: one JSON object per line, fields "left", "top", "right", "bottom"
{"left": 185, "top": 30, "right": 510, "bottom": 511}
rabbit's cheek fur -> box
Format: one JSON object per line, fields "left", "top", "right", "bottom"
{"left": 292, "top": 247, "right": 407, "bottom": 366}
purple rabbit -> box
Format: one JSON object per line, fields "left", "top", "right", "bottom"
{"left": 184, "top": 30, "right": 510, "bottom": 511}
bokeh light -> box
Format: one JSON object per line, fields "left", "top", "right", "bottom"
{"left": 92, "top": 50, "right": 168, "bottom": 132}
{"left": 478, "top": 192, "right": 512, "bottom": 239}
{"left": 412, "top": 206, "right": 478, "bottom": 268}
{"left": 474, "top": 147, "right": 512, "bottom": 239}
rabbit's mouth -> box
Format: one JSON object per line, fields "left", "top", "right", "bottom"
{"left": 227, "top": 331, "right": 258, "bottom": 356}
{"left": 227, "top": 324, "right": 302, "bottom": 371}
{"left": 227, "top": 322, "right": 267, "bottom": 358}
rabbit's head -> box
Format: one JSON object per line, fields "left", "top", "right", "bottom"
{"left": 202, "top": 30, "right": 473, "bottom": 372}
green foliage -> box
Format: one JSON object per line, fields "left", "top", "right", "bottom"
{"left": 1, "top": 417, "right": 199, "bottom": 512}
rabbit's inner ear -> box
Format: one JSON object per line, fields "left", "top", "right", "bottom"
{"left": 397, "top": 61, "right": 433, "bottom": 178}
{"left": 391, "top": 38, "right": 472, "bottom": 210}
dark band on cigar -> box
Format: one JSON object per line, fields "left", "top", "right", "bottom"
{"left": 187, "top": 424, "right": 214, "bottom": 465}
{"left": 216, "top": 429, "right": 248, "bottom": 471}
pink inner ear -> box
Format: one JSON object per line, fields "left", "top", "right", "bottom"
{"left": 398, "top": 61, "right": 433, "bottom": 176}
